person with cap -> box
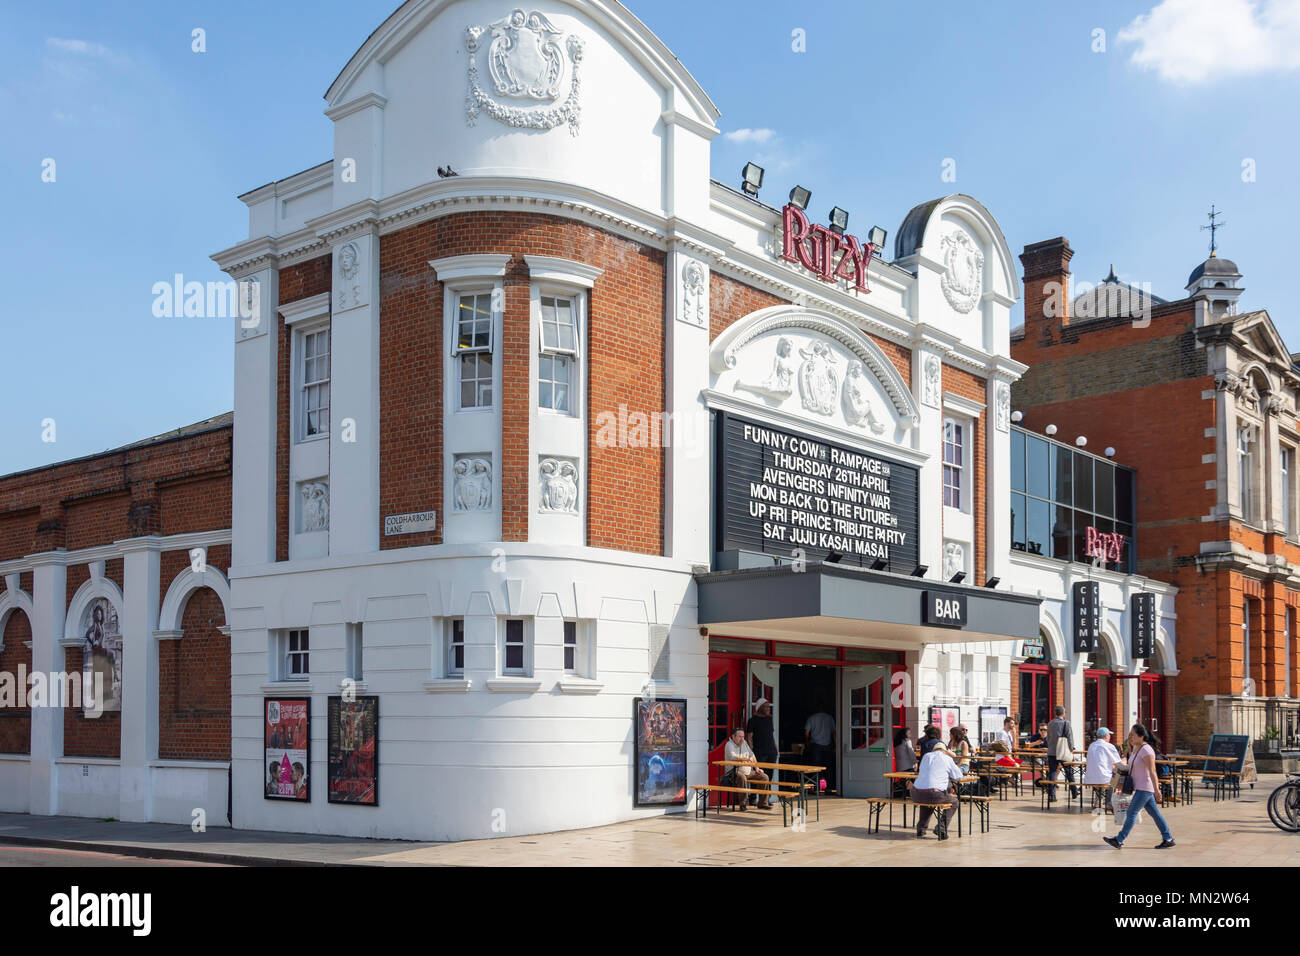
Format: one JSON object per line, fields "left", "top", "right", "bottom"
{"left": 1084, "top": 726, "right": 1122, "bottom": 809}
{"left": 911, "top": 741, "right": 964, "bottom": 840}
{"left": 746, "top": 699, "right": 778, "bottom": 807}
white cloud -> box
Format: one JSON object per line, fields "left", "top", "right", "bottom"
{"left": 1119, "top": 0, "right": 1300, "bottom": 84}
{"left": 44, "top": 37, "right": 132, "bottom": 67}
{"left": 723, "top": 127, "right": 777, "bottom": 145}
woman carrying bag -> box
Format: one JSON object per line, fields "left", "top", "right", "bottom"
{"left": 1103, "top": 724, "right": 1176, "bottom": 850}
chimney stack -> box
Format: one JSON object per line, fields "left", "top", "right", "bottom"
{"left": 1020, "top": 237, "right": 1073, "bottom": 342}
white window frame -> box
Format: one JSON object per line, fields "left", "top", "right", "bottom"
{"left": 1283, "top": 445, "right": 1294, "bottom": 538}
{"left": 563, "top": 619, "right": 594, "bottom": 678}
{"left": 1238, "top": 424, "right": 1256, "bottom": 524}
{"left": 429, "top": 255, "right": 510, "bottom": 418}
{"left": 537, "top": 292, "right": 582, "bottom": 416}
{"left": 345, "top": 622, "right": 363, "bottom": 682}
{"left": 452, "top": 290, "right": 496, "bottom": 412}
{"left": 446, "top": 617, "right": 466, "bottom": 677}
{"left": 500, "top": 617, "right": 533, "bottom": 677}
{"left": 943, "top": 418, "right": 965, "bottom": 510}
{"left": 281, "top": 628, "right": 310, "bottom": 681}
{"left": 280, "top": 292, "right": 332, "bottom": 447}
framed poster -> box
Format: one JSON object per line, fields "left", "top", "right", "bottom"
{"left": 634, "top": 697, "right": 687, "bottom": 807}
{"left": 979, "top": 705, "right": 1009, "bottom": 745}
{"left": 327, "top": 696, "right": 379, "bottom": 806}
{"left": 927, "top": 705, "right": 960, "bottom": 737}
{"left": 80, "top": 597, "right": 123, "bottom": 714}
{"left": 264, "top": 697, "right": 310, "bottom": 802}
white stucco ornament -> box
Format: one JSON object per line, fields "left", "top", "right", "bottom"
{"left": 301, "top": 482, "right": 329, "bottom": 532}
{"left": 735, "top": 336, "right": 795, "bottom": 402}
{"left": 539, "top": 458, "right": 578, "bottom": 514}
{"left": 842, "top": 361, "right": 887, "bottom": 434}
{"left": 797, "top": 340, "right": 839, "bottom": 416}
{"left": 940, "top": 228, "right": 984, "bottom": 314}
{"left": 454, "top": 457, "right": 494, "bottom": 511}
{"left": 466, "top": 9, "right": 585, "bottom": 135}
{"left": 922, "top": 354, "right": 941, "bottom": 408}
{"left": 334, "top": 241, "right": 363, "bottom": 311}
{"left": 681, "top": 259, "right": 708, "bottom": 328}
{"left": 995, "top": 383, "right": 1010, "bottom": 432}
{"left": 942, "top": 541, "right": 965, "bottom": 581}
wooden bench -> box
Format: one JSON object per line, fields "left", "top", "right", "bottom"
{"left": 1035, "top": 779, "right": 1083, "bottom": 811}
{"left": 959, "top": 794, "right": 992, "bottom": 833}
{"left": 865, "top": 797, "right": 915, "bottom": 834}
{"left": 691, "top": 785, "right": 803, "bottom": 826}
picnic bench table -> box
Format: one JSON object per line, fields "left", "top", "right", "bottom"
{"left": 712, "top": 760, "right": 826, "bottom": 821}
{"left": 878, "top": 772, "right": 986, "bottom": 836}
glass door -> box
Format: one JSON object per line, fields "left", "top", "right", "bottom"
{"left": 841, "top": 666, "right": 890, "bottom": 797}
{"left": 1138, "top": 675, "right": 1163, "bottom": 738}
{"left": 1018, "top": 664, "right": 1053, "bottom": 738}
{"left": 707, "top": 655, "right": 743, "bottom": 803}
{"left": 1084, "top": 670, "right": 1112, "bottom": 739}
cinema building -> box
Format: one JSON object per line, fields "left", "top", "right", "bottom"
{"left": 1012, "top": 237, "right": 1300, "bottom": 753}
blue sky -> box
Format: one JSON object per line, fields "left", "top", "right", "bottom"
{"left": 2, "top": 0, "right": 1299, "bottom": 474}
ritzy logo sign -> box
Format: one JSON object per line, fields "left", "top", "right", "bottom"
{"left": 1084, "top": 526, "right": 1126, "bottom": 564}
{"left": 780, "top": 205, "right": 874, "bottom": 293}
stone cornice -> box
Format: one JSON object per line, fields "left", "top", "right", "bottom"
{"left": 323, "top": 91, "right": 388, "bottom": 122}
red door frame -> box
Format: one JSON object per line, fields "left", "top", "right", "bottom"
{"left": 1083, "top": 669, "right": 1114, "bottom": 738}
{"left": 1018, "top": 663, "right": 1053, "bottom": 736}
{"left": 1137, "top": 673, "right": 1164, "bottom": 740}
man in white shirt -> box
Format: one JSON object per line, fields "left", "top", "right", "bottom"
{"left": 1084, "top": 727, "right": 1121, "bottom": 808}
{"left": 723, "top": 727, "right": 770, "bottom": 810}
{"left": 996, "top": 716, "right": 1017, "bottom": 751}
{"left": 912, "top": 743, "right": 965, "bottom": 839}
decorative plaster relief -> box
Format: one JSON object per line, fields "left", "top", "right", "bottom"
{"left": 465, "top": 10, "right": 584, "bottom": 135}
{"left": 539, "top": 457, "right": 579, "bottom": 514}
{"left": 300, "top": 481, "right": 329, "bottom": 532}
{"left": 922, "top": 355, "right": 942, "bottom": 408}
{"left": 940, "top": 229, "right": 984, "bottom": 314}
{"left": 453, "top": 456, "right": 494, "bottom": 511}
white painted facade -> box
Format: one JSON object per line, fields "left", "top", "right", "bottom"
{"left": 205, "top": 0, "right": 1167, "bottom": 841}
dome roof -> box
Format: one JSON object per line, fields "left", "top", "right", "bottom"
{"left": 1187, "top": 255, "right": 1240, "bottom": 287}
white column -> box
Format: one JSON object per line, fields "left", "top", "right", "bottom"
{"left": 118, "top": 538, "right": 161, "bottom": 822}
{"left": 28, "top": 553, "right": 66, "bottom": 815}
{"left": 329, "top": 230, "right": 381, "bottom": 555}
{"left": 986, "top": 374, "right": 1013, "bottom": 585}
{"left": 912, "top": 339, "right": 945, "bottom": 575}
{"left": 664, "top": 244, "right": 712, "bottom": 564}
{"left": 232, "top": 265, "right": 279, "bottom": 567}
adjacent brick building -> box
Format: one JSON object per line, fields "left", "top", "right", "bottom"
{"left": 1012, "top": 237, "right": 1300, "bottom": 751}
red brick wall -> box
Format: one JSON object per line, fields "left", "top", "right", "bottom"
{"left": 0, "top": 509, "right": 40, "bottom": 565}
{"left": 158, "top": 475, "right": 232, "bottom": 536}
{"left": 0, "top": 609, "right": 32, "bottom": 754}
{"left": 276, "top": 256, "right": 333, "bottom": 562}
{"left": 709, "top": 273, "right": 787, "bottom": 341}
{"left": 158, "top": 586, "right": 230, "bottom": 761}
{"left": 377, "top": 211, "right": 667, "bottom": 555}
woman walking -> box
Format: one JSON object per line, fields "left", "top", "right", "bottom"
{"left": 1103, "top": 723, "right": 1176, "bottom": 850}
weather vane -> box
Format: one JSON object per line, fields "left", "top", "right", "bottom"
{"left": 1202, "top": 204, "right": 1225, "bottom": 257}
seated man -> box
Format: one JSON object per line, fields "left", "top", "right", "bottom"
{"left": 912, "top": 742, "right": 964, "bottom": 840}
{"left": 1024, "top": 724, "right": 1049, "bottom": 749}
{"left": 723, "top": 726, "right": 770, "bottom": 810}
{"left": 1085, "top": 727, "right": 1121, "bottom": 809}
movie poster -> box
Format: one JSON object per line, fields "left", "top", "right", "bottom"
{"left": 327, "top": 696, "right": 378, "bottom": 806}
{"left": 264, "top": 698, "right": 310, "bottom": 801}
{"left": 80, "top": 597, "right": 122, "bottom": 715}
{"left": 634, "top": 697, "right": 687, "bottom": 807}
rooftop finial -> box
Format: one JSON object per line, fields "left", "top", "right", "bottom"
{"left": 1201, "top": 204, "right": 1225, "bottom": 257}
{"left": 1105, "top": 264, "right": 1118, "bottom": 283}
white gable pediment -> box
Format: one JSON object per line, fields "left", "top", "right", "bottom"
{"left": 708, "top": 307, "right": 920, "bottom": 453}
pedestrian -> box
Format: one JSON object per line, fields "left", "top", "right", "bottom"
{"left": 912, "top": 742, "right": 963, "bottom": 840}
{"left": 746, "top": 699, "right": 778, "bottom": 808}
{"left": 893, "top": 727, "right": 916, "bottom": 796}
{"left": 1084, "top": 727, "right": 1121, "bottom": 809}
{"left": 1103, "top": 724, "right": 1176, "bottom": 850}
{"left": 918, "top": 724, "right": 943, "bottom": 757}
{"left": 803, "top": 700, "right": 836, "bottom": 794}
{"left": 1045, "top": 705, "right": 1079, "bottom": 803}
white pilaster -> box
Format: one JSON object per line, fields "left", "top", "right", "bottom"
{"left": 232, "top": 266, "right": 279, "bottom": 567}
{"left": 118, "top": 538, "right": 161, "bottom": 822}
{"left": 664, "top": 244, "right": 712, "bottom": 563}
{"left": 28, "top": 554, "right": 66, "bottom": 815}
{"left": 912, "top": 340, "right": 945, "bottom": 575}
{"left": 329, "top": 230, "right": 381, "bottom": 555}
{"left": 986, "top": 374, "right": 1013, "bottom": 585}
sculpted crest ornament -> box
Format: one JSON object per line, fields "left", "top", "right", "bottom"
{"left": 940, "top": 229, "right": 984, "bottom": 314}
{"left": 466, "top": 9, "right": 585, "bottom": 135}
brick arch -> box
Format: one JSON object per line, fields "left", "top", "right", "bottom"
{"left": 157, "top": 585, "right": 230, "bottom": 761}
{"left": 158, "top": 566, "right": 231, "bottom": 636}
{"left": 0, "top": 606, "right": 33, "bottom": 754}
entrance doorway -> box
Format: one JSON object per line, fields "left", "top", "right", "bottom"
{"left": 841, "top": 666, "right": 892, "bottom": 798}
{"left": 1018, "top": 663, "right": 1053, "bottom": 737}
{"left": 1138, "top": 674, "right": 1164, "bottom": 739}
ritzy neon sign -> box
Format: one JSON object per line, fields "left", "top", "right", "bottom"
{"left": 780, "top": 204, "right": 875, "bottom": 293}
{"left": 1085, "top": 526, "right": 1126, "bottom": 564}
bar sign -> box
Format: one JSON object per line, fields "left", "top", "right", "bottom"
{"left": 922, "top": 590, "right": 967, "bottom": 628}
{"left": 1132, "top": 592, "right": 1156, "bottom": 661}
{"left": 1072, "top": 581, "right": 1100, "bottom": 653}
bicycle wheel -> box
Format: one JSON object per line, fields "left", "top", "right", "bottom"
{"left": 1267, "top": 782, "right": 1300, "bottom": 832}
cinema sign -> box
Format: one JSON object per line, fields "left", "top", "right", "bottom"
{"left": 780, "top": 204, "right": 876, "bottom": 293}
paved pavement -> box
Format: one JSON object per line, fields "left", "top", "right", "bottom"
{"left": 0, "top": 775, "right": 1295, "bottom": 866}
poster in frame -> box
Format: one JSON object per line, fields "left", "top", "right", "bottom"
{"left": 633, "top": 697, "right": 687, "bottom": 807}
{"left": 264, "top": 697, "right": 310, "bottom": 802}
{"left": 327, "top": 695, "right": 379, "bottom": 806}
{"left": 927, "top": 705, "right": 961, "bottom": 739}
{"left": 978, "top": 705, "right": 1009, "bottom": 746}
